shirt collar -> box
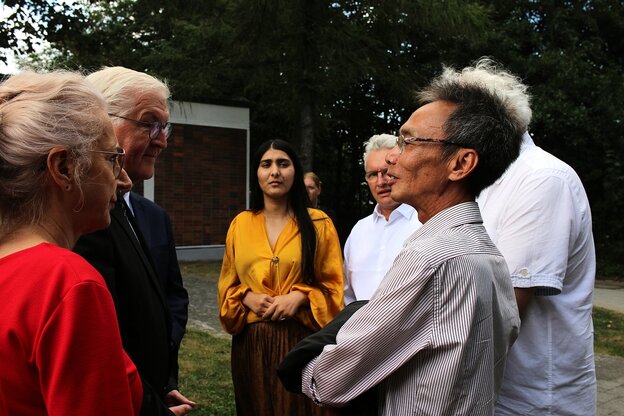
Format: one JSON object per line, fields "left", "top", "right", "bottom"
{"left": 123, "top": 192, "right": 135, "bottom": 216}
{"left": 408, "top": 201, "right": 482, "bottom": 241}
{"left": 372, "top": 203, "right": 416, "bottom": 223}
{"left": 520, "top": 130, "right": 535, "bottom": 152}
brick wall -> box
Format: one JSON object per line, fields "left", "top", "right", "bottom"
{"left": 135, "top": 123, "right": 248, "bottom": 246}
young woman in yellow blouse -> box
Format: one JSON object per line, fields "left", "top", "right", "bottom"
{"left": 218, "top": 139, "right": 343, "bottom": 415}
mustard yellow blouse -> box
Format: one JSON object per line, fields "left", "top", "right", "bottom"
{"left": 218, "top": 208, "right": 344, "bottom": 335}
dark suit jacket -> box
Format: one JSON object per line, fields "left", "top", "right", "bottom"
{"left": 130, "top": 192, "right": 189, "bottom": 388}
{"left": 74, "top": 199, "right": 174, "bottom": 416}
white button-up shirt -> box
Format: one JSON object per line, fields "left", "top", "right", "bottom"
{"left": 343, "top": 203, "right": 421, "bottom": 305}
{"left": 478, "top": 132, "right": 597, "bottom": 415}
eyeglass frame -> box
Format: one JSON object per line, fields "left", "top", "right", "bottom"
{"left": 364, "top": 167, "right": 389, "bottom": 182}
{"left": 109, "top": 114, "right": 172, "bottom": 141}
{"left": 396, "top": 134, "right": 467, "bottom": 153}
{"left": 89, "top": 148, "right": 126, "bottom": 179}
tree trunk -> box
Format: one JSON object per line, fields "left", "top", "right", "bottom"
{"left": 297, "top": 0, "right": 319, "bottom": 172}
{"left": 299, "top": 91, "right": 314, "bottom": 171}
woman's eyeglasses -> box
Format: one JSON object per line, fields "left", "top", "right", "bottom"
{"left": 90, "top": 148, "right": 126, "bottom": 179}
{"left": 109, "top": 114, "right": 172, "bottom": 141}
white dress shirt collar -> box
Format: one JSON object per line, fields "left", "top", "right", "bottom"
{"left": 372, "top": 203, "right": 416, "bottom": 224}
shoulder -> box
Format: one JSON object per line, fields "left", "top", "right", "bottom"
{"left": 349, "top": 212, "right": 375, "bottom": 234}
{"left": 308, "top": 208, "right": 339, "bottom": 236}
{"left": 511, "top": 145, "right": 581, "bottom": 185}
{"left": 309, "top": 208, "right": 335, "bottom": 226}
{"left": 492, "top": 145, "right": 587, "bottom": 206}
{"left": 307, "top": 207, "right": 329, "bottom": 221}
{"left": 228, "top": 210, "right": 258, "bottom": 229}
{"left": 131, "top": 192, "right": 166, "bottom": 216}
{"left": 33, "top": 244, "right": 108, "bottom": 289}
{"left": 308, "top": 208, "right": 338, "bottom": 229}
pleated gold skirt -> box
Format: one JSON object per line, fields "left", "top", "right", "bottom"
{"left": 231, "top": 319, "right": 337, "bottom": 416}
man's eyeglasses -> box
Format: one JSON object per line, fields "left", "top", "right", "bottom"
{"left": 90, "top": 148, "right": 126, "bottom": 179}
{"left": 110, "top": 114, "right": 172, "bottom": 141}
{"left": 396, "top": 134, "right": 463, "bottom": 153}
{"left": 365, "top": 167, "right": 389, "bottom": 182}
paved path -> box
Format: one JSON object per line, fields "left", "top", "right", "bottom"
{"left": 595, "top": 285, "right": 624, "bottom": 314}
{"left": 183, "top": 270, "right": 624, "bottom": 414}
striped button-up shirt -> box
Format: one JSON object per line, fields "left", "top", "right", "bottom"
{"left": 302, "top": 202, "right": 520, "bottom": 415}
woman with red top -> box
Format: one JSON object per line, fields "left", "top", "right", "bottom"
{"left": 0, "top": 71, "right": 141, "bottom": 415}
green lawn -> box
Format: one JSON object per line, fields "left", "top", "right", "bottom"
{"left": 177, "top": 307, "right": 624, "bottom": 415}
{"left": 178, "top": 330, "right": 234, "bottom": 415}
{"left": 594, "top": 306, "right": 624, "bottom": 356}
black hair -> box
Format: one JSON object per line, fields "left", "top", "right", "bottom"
{"left": 250, "top": 139, "right": 317, "bottom": 284}
{"left": 428, "top": 84, "right": 519, "bottom": 196}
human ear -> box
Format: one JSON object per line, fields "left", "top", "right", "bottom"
{"left": 46, "top": 147, "right": 76, "bottom": 191}
{"left": 447, "top": 148, "right": 478, "bottom": 182}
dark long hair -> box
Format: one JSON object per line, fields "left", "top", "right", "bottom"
{"left": 250, "top": 139, "right": 317, "bottom": 284}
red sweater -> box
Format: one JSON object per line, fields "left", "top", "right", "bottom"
{"left": 0, "top": 243, "right": 142, "bottom": 415}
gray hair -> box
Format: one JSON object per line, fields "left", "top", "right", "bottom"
{"left": 419, "top": 57, "right": 531, "bottom": 134}
{"left": 86, "top": 66, "right": 170, "bottom": 117}
{"left": 0, "top": 70, "right": 108, "bottom": 237}
{"left": 418, "top": 57, "right": 529, "bottom": 196}
{"left": 363, "top": 133, "right": 397, "bottom": 169}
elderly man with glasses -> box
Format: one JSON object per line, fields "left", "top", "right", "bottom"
{"left": 75, "top": 66, "right": 194, "bottom": 416}
{"left": 342, "top": 134, "right": 421, "bottom": 306}
{"left": 279, "top": 58, "right": 522, "bottom": 415}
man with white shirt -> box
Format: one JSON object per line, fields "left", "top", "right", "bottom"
{"left": 343, "top": 134, "right": 421, "bottom": 305}
{"left": 479, "top": 127, "right": 597, "bottom": 414}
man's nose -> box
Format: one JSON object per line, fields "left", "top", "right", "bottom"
{"left": 377, "top": 170, "right": 390, "bottom": 185}
{"left": 385, "top": 146, "right": 400, "bottom": 165}
{"left": 116, "top": 168, "right": 133, "bottom": 194}
{"left": 151, "top": 131, "right": 168, "bottom": 149}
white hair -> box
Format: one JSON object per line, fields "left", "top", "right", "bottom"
{"left": 419, "top": 57, "right": 531, "bottom": 133}
{"left": 0, "top": 70, "right": 108, "bottom": 236}
{"left": 362, "top": 133, "right": 397, "bottom": 169}
{"left": 86, "top": 66, "right": 170, "bottom": 117}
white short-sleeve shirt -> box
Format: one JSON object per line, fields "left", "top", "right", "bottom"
{"left": 478, "top": 132, "right": 596, "bottom": 415}
{"left": 343, "top": 203, "right": 421, "bottom": 305}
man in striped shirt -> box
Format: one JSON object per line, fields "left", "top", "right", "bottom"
{"left": 298, "top": 59, "right": 524, "bottom": 415}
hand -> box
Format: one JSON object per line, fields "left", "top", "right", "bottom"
{"left": 168, "top": 404, "right": 194, "bottom": 416}
{"left": 263, "top": 291, "right": 308, "bottom": 321}
{"left": 242, "top": 291, "right": 275, "bottom": 316}
{"left": 166, "top": 389, "right": 196, "bottom": 415}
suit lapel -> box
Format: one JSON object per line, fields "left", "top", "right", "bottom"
{"left": 112, "top": 199, "right": 170, "bottom": 313}
{"left": 129, "top": 192, "right": 152, "bottom": 245}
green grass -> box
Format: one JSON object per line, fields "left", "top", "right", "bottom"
{"left": 178, "top": 330, "right": 235, "bottom": 415}
{"left": 593, "top": 307, "right": 624, "bottom": 357}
